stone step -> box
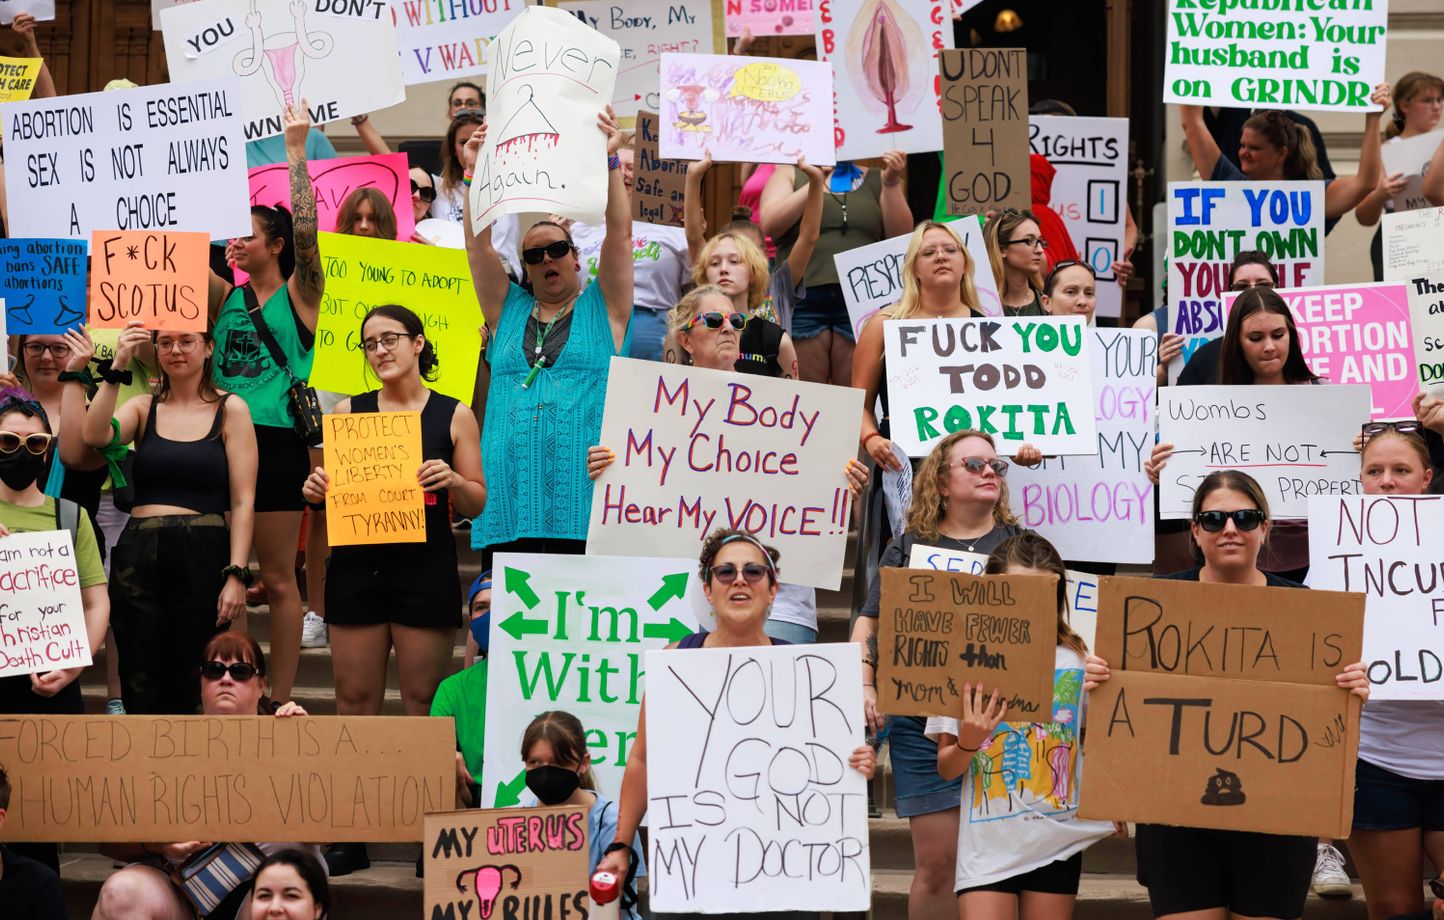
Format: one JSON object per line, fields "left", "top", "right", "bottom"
{"left": 80, "top": 680, "right": 409, "bottom": 716}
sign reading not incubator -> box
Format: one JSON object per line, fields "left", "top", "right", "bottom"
{"left": 322, "top": 411, "right": 426, "bottom": 547}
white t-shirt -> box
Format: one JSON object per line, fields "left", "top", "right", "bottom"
{"left": 768, "top": 581, "right": 817, "bottom": 631}
{"left": 924, "top": 646, "right": 1111, "bottom": 890}
{"left": 429, "top": 175, "right": 467, "bottom": 224}
{"left": 1358, "top": 700, "right": 1444, "bottom": 780}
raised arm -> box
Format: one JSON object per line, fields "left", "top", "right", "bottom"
{"left": 10, "top": 14, "right": 56, "bottom": 99}
{"left": 878, "top": 150, "right": 913, "bottom": 238}
{"left": 1324, "top": 84, "right": 1389, "bottom": 219}
{"left": 349, "top": 113, "right": 391, "bottom": 155}
{"left": 684, "top": 153, "right": 713, "bottom": 263}
{"left": 1179, "top": 104, "right": 1222, "bottom": 180}
{"left": 54, "top": 328, "right": 106, "bottom": 470}
{"left": 596, "top": 107, "right": 634, "bottom": 353}
{"left": 760, "top": 165, "right": 806, "bottom": 239}
{"left": 460, "top": 125, "right": 511, "bottom": 330}
{"left": 283, "top": 101, "right": 323, "bottom": 332}
{"left": 784, "top": 158, "right": 826, "bottom": 283}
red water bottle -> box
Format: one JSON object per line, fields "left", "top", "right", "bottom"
{"left": 589, "top": 870, "right": 621, "bottom": 920}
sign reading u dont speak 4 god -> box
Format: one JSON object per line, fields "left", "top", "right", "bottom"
{"left": 424, "top": 806, "right": 588, "bottom": 920}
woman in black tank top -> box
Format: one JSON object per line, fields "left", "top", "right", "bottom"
{"left": 79, "top": 320, "right": 259, "bottom": 715}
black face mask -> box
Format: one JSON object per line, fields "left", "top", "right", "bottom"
{"left": 525, "top": 765, "right": 581, "bottom": 806}
{"left": 0, "top": 450, "right": 47, "bottom": 491}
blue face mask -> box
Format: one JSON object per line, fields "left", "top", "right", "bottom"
{"left": 469, "top": 612, "right": 490, "bottom": 656}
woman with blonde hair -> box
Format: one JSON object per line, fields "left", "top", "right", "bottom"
{"left": 1357, "top": 71, "right": 1443, "bottom": 279}
{"left": 984, "top": 209, "right": 1047, "bottom": 318}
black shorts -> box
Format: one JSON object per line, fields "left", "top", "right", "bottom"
{"left": 325, "top": 547, "right": 463, "bottom": 629}
{"left": 959, "top": 852, "right": 1083, "bottom": 896}
{"left": 1354, "top": 757, "right": 1444, "bottom": 832}
{"left": 1135, "top": 824, "right": 1314, "bottom": 919}
{"left": 253, "top": 424, "right": 310, "bottom": 512}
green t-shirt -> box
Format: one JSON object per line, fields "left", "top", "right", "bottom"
{"left": 212, "top": 284, "right": 314, "bottom": 429}
{"left": 0, "top": 497, "right": 106, "bottom": 587}
{"left": 431, "top": 659, "right": 488, "bottom": 781}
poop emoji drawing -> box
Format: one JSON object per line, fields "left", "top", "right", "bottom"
{"left": 1200, "top": 767, "right": 1247, "bottom": 806}
{"left": 233, "top": 0, "right": 335, "bottom": 109}
{"left": 456, "top": 864, "right": 522, "bottom": 920}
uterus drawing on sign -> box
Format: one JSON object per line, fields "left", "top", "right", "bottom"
{"left": 847, "top": 0, "right": 926, "bottom": 135}
{"left": 233, "top": 0, "right": 335, "bottom": 109}
{"left": 494, "top": 86, "right": 561, "bottom": 160}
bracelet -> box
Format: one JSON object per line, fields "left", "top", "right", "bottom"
{"left": 351, "top": 114, "right": 369, "bottom": 126}
{"left": 57, "top": 369, "right": 94, "bottom": 386}
{"left": 862, "top": 682, "right": 874, "bottom": 688}
{"left": 958, "top": 742, "right": 980, "bottom": 753}
{"left": 881, "top": 177, "right": 901, "bottom": 188}
{"left": 98, "top": 365, "right": 132, "bottom": 386}
{"left": 608, "top": 153, "right": 621, "bottom": 172}
{"left": 305, "top": 499, "right": 326, "bottom": 512}
{"left": 461, "top": 170, "right": 474, "bottom": 187}
{"left": 221, "top": 564, "right": 255, "bottom": 587}
{"left": 861, "top": 432, "right": 882, "bottom": 448}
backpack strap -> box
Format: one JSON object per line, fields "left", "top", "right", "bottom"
{"left": 53, "top": 496, "right": 81, "bottom": 549}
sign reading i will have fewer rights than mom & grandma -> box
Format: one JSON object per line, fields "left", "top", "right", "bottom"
{"left": 425, "top": 805, "right": 588, "bottom": 920}
{"left": 1162, "top": 0, "right": 1388, "bottom": 113}
{"left": 0, "top": 238, "right": 87, "bottom": 335}
{"left": 587, "top": 357, "right": 863, "bottom": 591}
{"left": 882, "top": 316, "right": 1098, "bottom": 458}
{"left": 87, "top": 231, "right": 209, "bottom": 333}
{"left": 392, "top": 0, "right": 525, "bottom": 85}
{"left": 1079, "top": 576, "right": 1364, "bottom": 839}
{"left": 321, "top": 411, "right": 426, "bottom": 547}
{"left": 0, "top": 530, "right": 92, "bottom": 680}
{"left": 940, "top": 48, "right": 1030, "bottom": 217}
{"left": 481, "top": 553, "right": 702, "bottom": 808}
{"left": 1157, "top": 384, "right": 1369, "bottom": 521}
{"left": 645, "top": 643, "right": 870, "bottom": 912}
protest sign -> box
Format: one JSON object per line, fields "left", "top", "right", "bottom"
{"left": 725, "top": 0, "right": 812, "bottom": 36}
{"left": 0, "top": 530, "right": 92, "bottom": 680}
{"left": 467, "top": 6, "right": 620, "bottom": 232}
{"left": 0, "top": 238, "right": 87, "bottom": 334}
{"left": 0, "top": 715, "right": 453, "bottom": 841}
{"left": 2, "top": 78, "right": 250, "bottom": 240}
{"left": 482, "top": 553, "right": 701, "bottom": 807}
{"left": 1384, "top": 206, "right": 1444, "bottom": 282}
{"left": 1167, "top": 181, "right": 1325, "bottom": 378}
{"left": 1380, "top": 128, "right": 1443, "bottom": 214}
{"left": 393, "top": 0, "right": 524, "bottom": 85}
{"left": 939, "top": 48, "right": 1029, "bottom": 216}
{"left": 0, "top": 56, "right": 41, "bottom": 103}
{"left": 321, "top": 411, "right": 426, "bottom": 547}
{"left": 645, "top": 643, "right": 870, "bottom": 911}
{"left": 1157, "top": 384, "right": 1368, "bottom": 520}
{"left": 587, "top": 358, "right": 862, "bottom": 590}
{"left": 877, "top": 567, "right": 1058, "bottom": 718}
{"left": 816, "top": 0, "right": 950, "bottom": 161}
{"left": 882, "top": 316, "right": 1098, "bottom": 457}
{"left": 424, "top": 806, "right": 588, "bottom": 920}
{"left": 1309, "top": 495, "right": 1444, "bottom": 699}
{"left": 248, "top": 152, "right": 416, "bottom": 242}
{"left": 1162, "top": 0, "right": 1387, "bottom": 113}
{"left": 632, "top": 110, "right": 685, "bottom": 227}
{"left": 1407, "top": 274, "right": 1444, "bottom": 395}
{"left": 160, "top": 0, "right": 405, "bottom": 140}
{"left": 658, "top": 53, "right": 836, "bottom": 166}
{"left": 152, "top": 0, "right": 205, "bottom": 28}
{"left": 1028, "top": 115, "right": 1129, "bottom": 319}
{"left": 88, "top": 231, "right": 209, "bottom": 332}
{"left": 310, "top": 232, "right": 482, "bottom": 406}
{"left": 834, "top": 219, "right": 1000, "bottom": 338}
{"left": 1011, "top": 328, "right": 1155, "bottom": 565}
{"left": 0, "top": 0, "right": 52, "bottom": 24}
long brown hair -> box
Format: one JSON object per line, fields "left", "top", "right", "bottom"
{"left": 905, "top": 430, "right": 1019, "bottom": 543}
{"left": 1385, "top": 71, "right": 1444, "bottom": 139}
{"left": 336, "top": 187, "right": 398, "bottom": 241}
{"left": 440, "top": 110, "right": 486, "bottom": 192}
{"left": 1219, "top": 287, "right": 1318, "bottom": 385}
{"left": 520, "top": 711, "right": 597, "bottom": 791}
{"left": 985, "top": 533, "right": 1086, "bottom": 655}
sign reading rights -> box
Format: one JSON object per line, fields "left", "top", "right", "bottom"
{"left": 939, "top": 48, "right": 1030, "bottom": 216}
{"left": 425, "top": 806, "right": 588, "bottom": 920}
{"left": 0, "top": 530, "right": 91, "bottom": 680}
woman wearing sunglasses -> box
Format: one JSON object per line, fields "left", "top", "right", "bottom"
{"left": 983, "top": 210, "right": 1048, "bottom": 318}
{"left": 409, "top": 169, "right": 438, "bottom": 226}
{"left": 93, "top": 631, "right": 323, "bottom": 920}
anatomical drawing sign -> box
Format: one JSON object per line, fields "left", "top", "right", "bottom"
{"left": 424, "top": 806, "right": 589, "bottom": 920}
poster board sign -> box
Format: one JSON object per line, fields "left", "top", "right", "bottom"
{"left": 310, "top": 232, "right": 482, "bottom": 407}
{"left": 321, "top": 411, "right": 426, "bottom": 547}
{"left": 816, "top": 0, "right": 950, "bottom": 161}
{"left": 1028, "top": 115, "right": 1129, "bottom": 319}
{"left": 833, "top": 218, "right": 1000, "bottom": 338}
{"left": 632, "top": 110, "right": 685, "bottom": 227}
{"left": 881, "top": 316, "right": 1098, "bottom": 458}
{"left": 0, "top": 0, "right": 53, "bottom": 25}
{"left": 645, "top": 643, "right": 870, "bottom": 912}
{"left": 1157, "top": 384, "right": 1368, "bottom": 520}
{"left": 160, "top": 0, "right": 406, "bottom": 140}
{"left": 88, "top": 231, "right": 209, "bottom": 332}
{"left": 725, "top": 0, "right": 812, "bottom": 37}
{"left": 0, "top": 56, "right": 42, "bottom": 102}
{"left": 1011, "top": 328, "right": 1156, "bottom": 565}
{"left": 0, "top": 715, "right": 453, "bottom": 841}
{"left": 1383, "top": 206, "right": 1444, "bottom": 281}
{"left": 0, "top": 530, "right": 92, "bottom": 679}
{"left": 586, "top": 357, "right": 862, "bottom": 590}
{"left": 1406, "top": 274, "right": 1444, "bottom": 396}
{"left": 1167, "top": 181, "right": 1325, "bottom": 379}
{"left": 657, "top": 52, "right": 837, "bottom": 166}
{"left": 0, "top": 239, "right": 87, "bottom": 334}
{"left": 425, "top": 806, "right": 587, "bottom": 920}
{"left": 1380, "top": 128, "right": 1444, "bottom": 214}
{"left": 1, "top": 78, "right": 251, "bottom": 240}
{"left": 1161, "top": 0, "right": 1388, "bottom": 114}
{"left": 481, "top": 552, "right": 701, "bottom": 807}
{"left": 1308, "top": 495, "right": 1444, "bottom": 699}
{"left": 393, "top": 0, "right": 524, "bottom": 85}
{"left": 939, "top": 48, "right": 1029, "bottom": 216}
{"left": 467, "top": 5, "right": 620, "bottom": 232}
{"left": 248, "top": 152, "right": 417, "bottom": 243}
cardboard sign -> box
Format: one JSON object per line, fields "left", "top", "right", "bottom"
{"left": 321, "top": 411, "right": 426, "bottom": 547}
{"left": 1028, "top": 115, "right": 1129, "bottom": 319}
{"left": 1011, "top": 328, "right": 1156, "bottom": 565}
{"left": 881, "top": 316, "right": 1098, "bottom": 458}
{"left": 833, "top": 219, "right": 1000, "bottom": 338}
{"left": 159, "top": 0, "right": 405, "bottom": 140}
{"left": 393, "top": 0, "right": 524, "bottom": 85}
{"left": 1308, "top": 495, "right": 1444, "bottom": 699}
{"left": 0, "top": 0, "right": 53, "bottom": 25}
{"left": 248, "top": 152, "right": 417, "bottom": 243}
{"left": 1157, "top": 384, "right": 1368, "bottom": 520}
{"left": 310, "top": 232, "right": 482, "bottom": 407}
{"left": 468, "top": 6, "right": 620, "bottom": 232}
{"left": 1383, "top": 206, "right": 1444, "bottom": 282}
{"left": 0, "top": 715, "right": 453, "bottom": 841}
{"left": 0, "top": 239, "right": 87, "bottom": 334}
{"left": 725, "top": 0, "right": 813, "bottom": 36}
{"left": 1167, "top": 181, "right": 1326, "bottom": 379}
{"left": 1407, "top": 274, "right": 1444, "bottom": 395}
{"left": 632, "top": 110, "right": 685, "bottom": 227}
{"left": 587, "top": 357, "right": 863, "bottom": 590}
{"left": 939, "top": 48, "right": 1029, "bottom": 216}
{"left": 424, "top": 806, "right": 589, "bottom": 920}
{"left": 152, "top": 0, "right": 206, "bottom": 29}
{"left": 88, "top": 231, "right": 210, "bottom": 331}
{"left": 816, "top": 0, "right": 950, "bottom": 161}
{"left": 0, "top": 56, "right": 42, "bottom": 103}
{"left": 481, "top": 553, "right": 702, "bottom": 807}
{"left": 657, "top": 53, "right": 837, "bottom": 166}
{"left": 1162, "top": 0, "right": 1388, "bottom": 113}
{"left": 645, "top": 643, "right": 870, "bottom": 912}
{"left": 1380, "top": 129, "right": 1444, "bottom": 214}
{"left": 2, "top": 78, "right": 251, "bottom": 240}
{"left": 0, "top": 530, "right": 92, "bottom": 680}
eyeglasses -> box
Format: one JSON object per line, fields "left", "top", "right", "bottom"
{"left": 0, "top": 430, "right": 53, "bottom": 455}
{"left": 200, "top": 660, "right": 260, "bottom": 682}
{"left": 410, "top": 180, "right": 437, "bottom": 204}
{"left": 1361, "top": 420, "right": 1421, "bottom": 441}
{"left": 919, "top": 244, "right": 960, "bottom": 260}
{"left": 948, "top": 456, "right": 1009, "bottom": 477}
{"left": 685, "top": 312, "right": 747, "bottom": 332}
{"left": 22, "top": 342, "right": 71, "bottom": 358}
{"left": 1229, "top": 279, "right": 1276, "bottom": 291}
{"left": 709, "top": 562, "right": 771, "bottom": 584}
{"left": 522, "top": 240, "right": 574, "bottom": 264}
{"left": 359, "top": 332, "right": 414, "bottom": 354}
{"left": 1004, "top": 236, "right": 1048, "bottom": 250}
{"left": 155, "top": 336, "right": 203, "bottom": 354}
{"left": 1194, "top": 509, "right": 1267, "bottom": 532}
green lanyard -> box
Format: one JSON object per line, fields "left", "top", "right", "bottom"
{"left": 522, "top": 300, "right": 573, "bottom": 389}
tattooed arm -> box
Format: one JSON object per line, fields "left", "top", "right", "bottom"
{"left": 284, "top": 100, "right": 323, "bottom": 333}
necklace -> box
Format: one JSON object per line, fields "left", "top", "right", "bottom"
{"left": 522, "top": 298, "right": 574, "bottom": 390}
{"left": 940, "top": 523, "right": 995, "bottom": 552}
{"left": 828, "top": 191, "right": 849, "bottom": 235}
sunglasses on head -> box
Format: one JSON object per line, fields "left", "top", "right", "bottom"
{"left": 1194, "top": 509, "right": 1267, "bottom": 532}
{"left": 410, "top": 180, "right": 437, "bottom": 203}
{"left": 1361, "top": 420, "right": 1421, "bottom": 441}
{"left": 709, "top": 562, "right": 771, "bottom": 584}
{"left": 686, "top": 311, "right": 747, "bottom": 332}
{"left": 1045, "top": 259, "right": 1095, "bottom": 286}
{"left": 950, "top": 456, "right": 1009, "bottom": 477}
{"left": 0, "top": 430, "right": 54, "bottom": 456}
{"left": 201, "top": 660, "right": 259, "bottom": 682}
{"left": 522, "top": 240, "right": 574, "bottom": 264}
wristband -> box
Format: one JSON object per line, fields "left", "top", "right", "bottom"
{"left": 608, "top": 153, "right": 621, "bottom": 172}
{"left": 98, "top": 365, "right": 133, "bottom": 386}
{"left": 306, "top": 499, "right": 326, "bottom": 512}
{"left": 861, "top": 431, "right": 882, "bottom": 448}
{"left": 57, "top": 369, "right": 93, "bottom": 386}
{"left": 462, "top": 170, "right": 474, "bottom": 187}
{"left": 958, "top": 742, "right": 980, "bottom": 753}
{"left": 221, "top": 564, "right": 255, "bottom": 587}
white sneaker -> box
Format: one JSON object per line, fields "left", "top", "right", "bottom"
{"left": 1311, "top": 843, "right": 1352, "bottom": 898}
{"left": 301, "top": 611, "right": 328, "bottom": 648}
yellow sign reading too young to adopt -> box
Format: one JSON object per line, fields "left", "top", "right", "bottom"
{"left": 322, "top": 411, "right": 426, "bottom": 546}
{"left": 0, "top": 57, "right": 42, "bottom": 103}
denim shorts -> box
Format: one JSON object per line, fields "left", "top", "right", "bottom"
{"left": 627, "top": 307, "right": 668, "bottom": 362}
{"left": 1353, "top": 757, "right": 1444, "bottom": 831}
{"left": 789, "top": 284, "right": 854, "bottom": 342}
{"left": 887, "top": 715, "right": 961, "bottom": 817}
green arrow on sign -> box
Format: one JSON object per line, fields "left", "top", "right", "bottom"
{"left": 505, "top": 566, "right": 541, "bottom": 609}
{"left": 642, "top": 617, "right": 692, "bottom": 643}
{"left": 494, "top": 767, "right": 528, "bottom": 807}
{"left": 499, "top": 610, "right": 548, "bottom": 641}
{"left": 647, "top": 572, "right": 689, "bottom": 611}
